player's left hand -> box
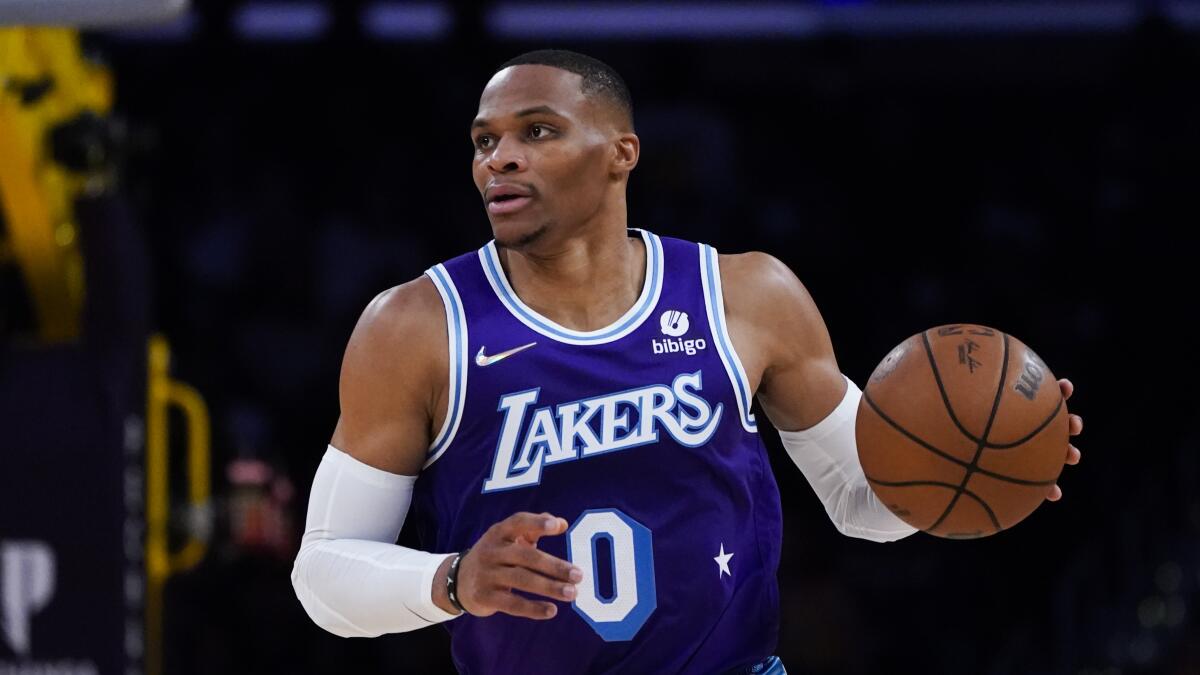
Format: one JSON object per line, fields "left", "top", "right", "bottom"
{"left": 1046, "top": 378, "right": 1082, "bottom": 502}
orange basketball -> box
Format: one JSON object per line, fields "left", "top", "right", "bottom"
{"left": 855, "top": 324, "right": 1069, "bottom": 538}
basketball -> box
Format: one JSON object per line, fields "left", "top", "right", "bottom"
{"left": 855, "top": 324, "right": 1069, "bottom": 538}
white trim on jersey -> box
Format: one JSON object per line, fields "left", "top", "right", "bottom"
{"left": 476, "top": 229, "right": 665, "bottom": 346}
{"left": 424, "top": 264, "right": 469, "bottom": 468}
{"left": 699, "top": 244, "right": 758, "bottom": 433}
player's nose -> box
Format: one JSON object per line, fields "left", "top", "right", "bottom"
{"left": 486, "top": 134, "right": 528, "bottom": 173}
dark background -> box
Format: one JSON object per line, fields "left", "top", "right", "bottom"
{"left": 40, "top": 1, "right": 1200, "bottom": 673}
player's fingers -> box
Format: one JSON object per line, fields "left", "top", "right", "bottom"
{"left": 1047, "top": 484, "right": 1063, "bottom": 501}
{"left": 488, "top": 590, "right": 559, "bottom": 620}
{"left": 496, "top": 512, "right": 568, "bottom": 543}
{"left": 491, "top": 512, "right": 546, "bottom": 540}
{"left": 506, "top": 543, "right": 582, "bottom": 583}
{"left": 1058, "top": 378, "right": 1073, "bottom": 400}
{"left": 494, "top": 566, "right": 577, "bottom": 603}
{"left": 1069, "top": 414, "right": 1083, "bottom": 436}
{"left": 1066, "top": 444, "right": 1081, "bottom": 465}
{"left": 520, "top": 513, "right": 568, "bottom": 544}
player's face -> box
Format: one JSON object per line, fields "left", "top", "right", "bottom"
{"left": 471, "top": 65, "right": 617, "bottom": 248}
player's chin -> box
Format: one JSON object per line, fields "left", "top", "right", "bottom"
{"left": 492, "top": 220, "right": 549, "bottom": 250}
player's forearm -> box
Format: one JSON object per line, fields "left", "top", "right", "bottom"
{"left": 819, "top": 474, "right": 918, "bottom": 542}
{"left": 777, "top": 375, "right": 918, "bottom": 542}
{"left": 292, "top": 539, "right": 458, "bottom": 636}
{"left": 290, "top": 445, "right": 463, "bottom": 636}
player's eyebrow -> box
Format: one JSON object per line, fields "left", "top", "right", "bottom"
{"left": 471, "top": 105, "right": 564, "bottom": 130}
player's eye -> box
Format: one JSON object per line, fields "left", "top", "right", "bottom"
{"left": 529, "top": 124, "right": 551, "bottom": 139}
{"left": 473, "top": 134, "right": 492, "bottom": 149}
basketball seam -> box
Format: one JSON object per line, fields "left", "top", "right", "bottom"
{"left": 861, "top": 391, "right": 1057, "bottom": 487}
{"left": 920, "top": 331, "right": 1063, "bottom": 450}
{"left": 926, "top": 332, "right": 1010, "bottom": 535}
{"left": 862, "top": 474, "right": 1001, "bottom": 531}
{"left": 979, "top": 397, "right": 1065, "bottom": 449}
{"left": 920, "top": 331, "right": 988, "bottom": 445}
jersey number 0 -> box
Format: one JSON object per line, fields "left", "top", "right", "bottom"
{"left": 565, "top": 509, "right": 657, "bottom": 641}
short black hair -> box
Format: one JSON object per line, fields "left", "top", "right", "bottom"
{"left": 496, "top": 49, "right": 633, "bottom": 129}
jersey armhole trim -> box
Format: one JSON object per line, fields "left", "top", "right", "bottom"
{"left": 424, "top": 264, "right": 469, "bottom": 468}
{"left": 699, "top": 244, "right": 758, "bottom": 434}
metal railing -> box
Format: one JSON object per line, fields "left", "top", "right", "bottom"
{"left": 145, "top": 334, "right": 211, "bottom": 675}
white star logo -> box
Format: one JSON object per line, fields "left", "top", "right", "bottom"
{"left": 714, "top": 543, "right": 734, "bottom": 578}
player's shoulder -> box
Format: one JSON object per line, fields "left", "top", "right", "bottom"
{"left": 718, "top": 250, "right": 794, "bottom": 289}
{"left": 358, "top": 273, "right": 444, "bottom": 334}
{"left": 717, "top": 250, "right": 827, "bottom": 343}
{"left": 718, "top": 251, "right": 816, "bottom": 312}
{"left": 343, "top": 274, "right": 447, "bottom": 369}
{"left": 334, "top": 275, "right": 449, "bottom": 474}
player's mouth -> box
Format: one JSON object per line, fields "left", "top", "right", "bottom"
{"left": 485, "top": 183, "right": 535, "bottom": 216}
{"left": 487, "top": 194, "right": 533, "bottom": 215}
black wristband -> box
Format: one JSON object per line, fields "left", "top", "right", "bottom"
{"left": 446, "top": 548, "right": 470, "bottom": 614}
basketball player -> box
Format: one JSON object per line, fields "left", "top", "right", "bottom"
{"left": 290, "top": 50, "right": 1083, "bottom": 674}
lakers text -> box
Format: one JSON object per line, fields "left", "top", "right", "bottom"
{"left": 482, "top": 371, "right": 723, "bottom": 492}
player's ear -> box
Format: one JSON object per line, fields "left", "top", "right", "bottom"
{"left": 610, "top": 132, "right": 639, "bottom": 177}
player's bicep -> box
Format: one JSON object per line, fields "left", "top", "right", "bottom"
{"left": 331, "top": 278, "right": 448, "bottom": 476}
{"left": 740, "top": 255, "right": 847, "bottom": 432}
{"left": 758, "top": 348, "right": 846, "bottom": 433}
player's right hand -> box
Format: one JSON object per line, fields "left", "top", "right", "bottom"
{"left": 456, "top": 511, "right": 583, "bottom": 620}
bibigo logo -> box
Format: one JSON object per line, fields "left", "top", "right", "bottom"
{"left": 653, "top": 310, "right": 706, "bottom": 356}
{"left": 659, "top": 310, "right": 689, "bottom": 337}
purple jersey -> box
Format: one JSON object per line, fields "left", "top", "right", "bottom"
{"left": 411, "top": 229, "right": 783, "bottom": 675}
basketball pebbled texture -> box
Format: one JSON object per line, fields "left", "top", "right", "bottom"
{"left": 855, "top": 324, "right": 1069, "bottom": 539}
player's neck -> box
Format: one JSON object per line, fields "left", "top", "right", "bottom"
{"left": 497, "top": 222, "right": 646, "bottom": 333}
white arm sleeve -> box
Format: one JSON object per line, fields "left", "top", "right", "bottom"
{"left": 777, "top": 375, "right": 919, "bottom": 542}
{"left": 290, "top": 445, "right": 461, "bottom": 637}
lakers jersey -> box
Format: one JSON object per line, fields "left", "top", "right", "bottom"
{"left": 410, "top": 229, "right": 783, "bottom": 675}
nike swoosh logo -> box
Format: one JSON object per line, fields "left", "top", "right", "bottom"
{"left": 475, "top": 342, "right": 537, "bottom": 367}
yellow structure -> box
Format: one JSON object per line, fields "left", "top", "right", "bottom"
{"left": 146, "top": 334, "right": 212, "bottom": 675}
{"left": 0, "top": 27, "right": 113, "bottom": 342}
